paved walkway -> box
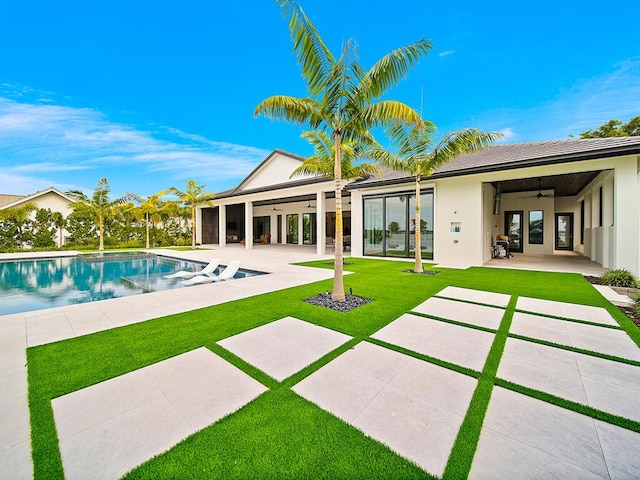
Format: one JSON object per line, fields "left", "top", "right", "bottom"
{"left": 2, "top": 249, "right": 640, "bottom": 479}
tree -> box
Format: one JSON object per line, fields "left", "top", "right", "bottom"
{"left": 51, "top": 211, "right": 66, "bottom": 248}
{"left": 32, "top": 208, "right": 56, "bottom": 248}
{"left": 170, "top": 180, "right": 215, "bottom": 249}
{"left": 66, "top": 178, "right": 131, "bottom": 251}
{"left": 579, "top": 116, "right": 640, "bottom": 138}
{"left": 127, "top": 190, "right": 171, "bottom": 249}
{"left": 0, "top": 202, "right": 37, "bottom": 250}
{"left": 255, "top": 0, "right": 430, "bottom": 301}
{"left": 370, "top": 124, "right": 502, "bottom": 272}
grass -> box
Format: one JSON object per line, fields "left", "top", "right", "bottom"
{"left": 26, "top": 259, "right": 640, "bottom": 479}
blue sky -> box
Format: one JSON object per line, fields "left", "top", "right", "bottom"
{"left": 0, "top": 1, "right": 638, "bottom": 198}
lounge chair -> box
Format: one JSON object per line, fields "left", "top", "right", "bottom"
{"left": 163, "top": 258, "right": 221, "bottom": 279}
{"left": 179, "top": 261, "right": 242, "bottom": 286}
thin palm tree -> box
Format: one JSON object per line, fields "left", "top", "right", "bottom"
{"left": 255, "top": 0, "right": 430, "bottom": 301}
{"left": 51, "top": 211, "right": 66, "bottom": 248}
{"left": 127, "top": 190, "right": 171, "bottom": 249}
{"left": 66, "top": 178, "right": 131, "bottom": 251}
{"left": 370, "top": 124, "right": 503, "bottom": 272}
{"left": 170, "top": 180, "right": 215, "bottom": 249}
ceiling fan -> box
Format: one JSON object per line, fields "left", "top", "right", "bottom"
{"left": 271, "top": 201, "right": 283, "bottom": 211}
{"left": 520, "top": 178, "right": 554, "bottom": 199}
{"left": 306, "top": 195, "right": 316, "bottom": 209}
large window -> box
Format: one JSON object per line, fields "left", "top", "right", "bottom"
{"left": 528, "top": 210, "right": 543, "bottom": 244}
{"left": 286, "top": 214, "right": 298, "bottom": 244}
{"left": 302, "top": 213, "right": 317, "bottom": 245}
{"left": 253, "top": 216, "right": 270, "bottom": 241}
{"left": 363, "top": 190, "right": 434, "bottom": 259}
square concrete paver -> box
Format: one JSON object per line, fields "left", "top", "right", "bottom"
{"left": 469, "top": 387, "right": 640, "bottom": 479}
{"left": 293, "top": 342, "right": 477, "bottom": 477}
{"left": 498, "top": 338, "right": 640, "bottom": 422}
{"left": 436, "top": 286, "right": 511, "bottom": 307}
{"left": 510, "top": 312, "right": 640, "bottom": 361}
{"left": 52, "top": 347, "right": 267, "bottom": 480}
{"left": 372, "top": 313, "right": 495, "bottom": 371}
{"left": 516, "top": 297, "right": 617, "bottom": 326}
{"left": 413, "top": 297, "right": 504, "bottom": 330}
{"left": 217, "top": 317, "right": 352, "bottom": 381}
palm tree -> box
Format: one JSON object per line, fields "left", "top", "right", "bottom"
{"left": 51, "top": 211, "right": 66, "bottom": 248}
{"left": 127, "top": 190, "right": 170, "bottom": 249}
{"left": 370, "top": 124, "right": 503, "bottom": 273}
{"left": 170, "top": 180, "right": 215, "bottom": 249}
{"left": 255, "top": 0, "right": 430, "bottom": 301}
{"left": 66, "top": 178, "right": 131, "bottom": 251}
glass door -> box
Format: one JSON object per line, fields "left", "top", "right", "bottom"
{"left": 555, "top": 213, "right": 573, "bottom": 250}
{"left": 504, "top": 210, "right": 523, "bottom": 253}
{"left": 286, "top": 214, "right": 298, "bottom": 244}
{"left": 302, "top": 213, "right": 317, "bottom": 245}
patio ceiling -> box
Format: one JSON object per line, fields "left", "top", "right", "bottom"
{"left": 252, "top": 191, "right": 349, "bottom": 208}
{"left": 490, "top": 170, "right": 603, "bottom": 197}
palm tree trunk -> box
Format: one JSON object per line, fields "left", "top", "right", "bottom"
{"left": 191, "top": 206, "right": 196, "bottom": 249}
{"left": 99, "top": 213, "right": 104, "bottom": 251}
{"left": 145, "top": 213, "right": 150, "bottom": 249}
{"left": 332, "top": 131, "right": 345, "bottom": 301}
{"left": 414, "top": 175, "right": 423, "bottom": 273}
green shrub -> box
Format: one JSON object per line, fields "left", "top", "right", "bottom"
{"left": 635, "top": 292, "right": 640, "bottom": 317}
{"left": 600, "top": 269, "right": 639, "bottom": 288}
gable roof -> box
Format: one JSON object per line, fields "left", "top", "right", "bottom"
{"left": 348, "top": 136, "right": 640, "bottom": 189}
{"left": 235, "top": 149, "right": 308, "bottom": 191}
{"left": 0, "top": 187, "right": 75, "bottom": 210}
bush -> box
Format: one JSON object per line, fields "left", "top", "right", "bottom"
{"left": 600, "top": 269, "right": 639, "bottom": 288}
{"left": 635, "top": 292, "right": 640, "bottom": 317}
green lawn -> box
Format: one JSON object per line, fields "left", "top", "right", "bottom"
{"left": 27, "top": 259, "right": 640, "bottom": 479}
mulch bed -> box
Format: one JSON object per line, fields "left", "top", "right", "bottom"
{"left": 304, "top": 292, "right": 373, "bottom": 313}
{"left": 403, "top": 269, "right": 440, "bottom": 275}
{"left": 584, "top": 276, "right": 640, "bottom": 327}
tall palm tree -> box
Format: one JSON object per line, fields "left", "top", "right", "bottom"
{"left": 51, "top": 211, "right": 66, "bottom": 248}
{"left": 170, "top": 180, "right": 215, "bottom": 249}
{"left": 66, "top": 178, "right": 131, "bottom": 251}
{"left": 127, "top": 190, "right": 170, "bottom": 249}
{"left": 370, "top": 124, "right": 503, "bottom": 273}
{"left": 255, "top": 0, "right": 430, "bottom": 301}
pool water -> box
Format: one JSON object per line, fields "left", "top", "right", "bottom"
{"left": 0, "top": 253, "right": 263, "bottom": 316}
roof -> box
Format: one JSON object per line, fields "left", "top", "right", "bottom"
{"left": 234, "top": 149, "right": 307, "bottom": 191}
{"left": 348, "top": 136, "right": 640, "bottom": 189}
{"left": 0, "top": 187, "right": 75, "bottom": 210}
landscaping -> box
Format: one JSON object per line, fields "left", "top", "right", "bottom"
{"left": 26, "top": 259, "right": 640, "bottom": 479}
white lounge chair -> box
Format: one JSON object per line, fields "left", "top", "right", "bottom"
{"left": 164, "top": 258, "right": 221, "bottom": 279}
{"left": 179, "top": 261, "right": 242, "bottom": 286}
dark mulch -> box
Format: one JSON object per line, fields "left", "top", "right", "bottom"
{"left": 403, "top": 269, "right": 440, "bottom": 275}
{"left": 584, "top": 276, "right": 640, "bottom": 327}
{"left": 324, "top": 261, "right": 354, "bottom": 266}
{"left": 304, "top": 292, "right": 373, "bottom": 313}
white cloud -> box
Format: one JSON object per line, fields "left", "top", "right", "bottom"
{"left": 0, "top": 96, "right": 272, "bottom": 195}
{"left": 438, "top": 50, "right": 456, "bottom": 57}
{"left": 497, "top": 127, "right": 516, "bottom": 142}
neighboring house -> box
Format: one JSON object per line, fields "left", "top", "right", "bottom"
{"left": 200, "top": 137, "right": 640, "bottom": 277}
{"left": 0, "top": 187, "right": 75, "bottom": 247}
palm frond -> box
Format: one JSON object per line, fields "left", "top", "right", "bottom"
{"left": 277, "top": 0, "right": 335, "bottom": 95}
{"left": 356, "top": 100, "right": 424, "bottom": 130}
{"left": 255, "top": 95, "right": 323, "bottom": 126}
{"left": 430, "top": 128, "right": 503, "bottom": 168}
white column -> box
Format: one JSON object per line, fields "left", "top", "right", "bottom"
{"left": 316, "top": 191, "right": 326, "bottom": 255}
{"left": 614, "top": 159, "right": 639, "bottom": 275}
{"left": 218, "top": 205, "right": 226, "bottom": 247}
{"left": 245, "top": 200, "right": 253, "bottom": 250}
{"left": 350, "top": 190, "right": 363, "bottom": 256}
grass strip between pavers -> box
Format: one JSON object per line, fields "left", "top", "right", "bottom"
{"left": 514, "top": 308, "right": 624, "bottom": 329}
{"left": 442, "top": 295, "right": 516, "bottom": 479}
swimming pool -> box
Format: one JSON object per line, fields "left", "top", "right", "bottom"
{"left": 0, "top": 252, "right": 263, "bottom": 316}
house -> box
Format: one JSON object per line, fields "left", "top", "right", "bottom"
{"left": 0, "top": 187, "right": 75, "bottom": 247}
{"left": 197, "top": 137, "right": 640, "bottom": 276}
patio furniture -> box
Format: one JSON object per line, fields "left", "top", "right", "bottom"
{"left": 163, "top": 258, "right": 221, "bottom": 279}
{"left": 180, "top": 261, "right": 242, "bottom": 286}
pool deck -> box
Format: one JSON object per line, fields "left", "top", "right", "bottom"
{"left": 2, "top": 246, "right": 637, "bottom": 479}
{"left": 0, "top": 246, "right": 335, "bottom": 479}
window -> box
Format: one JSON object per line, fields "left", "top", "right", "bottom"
{"left": 286, "top": 214, "right": 298, "bottom": 244}
{"left": 528, "top": 210, "right": 543, "bottom": 244}
{"left": 252, "top": 216, "right": 270, "bottom": 241}
{"left": 599, "top": 186, "right": 603, "bottom": 227}
{"left": 363, "top": 190, "right": 433, "bottom": 259}
{"left": 580, "top": 200, "right": 584, "bottom": 245}
{"left": 302, "top": 213, "right": 317, "bottom": 245}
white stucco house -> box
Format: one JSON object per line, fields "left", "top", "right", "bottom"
{"left": 0, "top": 187, "right": 75, "bottom": 247}
{"left": 196, "top": 137, "right": 640, "bottom": 276}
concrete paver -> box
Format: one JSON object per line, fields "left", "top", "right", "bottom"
{"left": 52, "top": 347, "right": 267, "bottom": 480}
{"left": 218, "top": 316, "right": 351, "bottom": 381}
{"left": 436, "top": 286, "right": 511, "bottom": 307}
{"left": 293, "top": 342, "right": 477, "bottom": 477}
{"left": 372, "top": 313, "right": 495, "bottom": 371}
{"left": 516, "top": 296, "right": 617, "bottom": 326}
{"left": 510, "top": 311, "right": 640, "bottom": 361}
{"left": 413, "top": 296, "right": 505, "bottom": 330}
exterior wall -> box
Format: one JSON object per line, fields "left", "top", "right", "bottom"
{"left": 240, "top": 153, "right": 315, "bottom": 190}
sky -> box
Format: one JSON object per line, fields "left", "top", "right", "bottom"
{"left": 0, "top": 1, "right": 638, "bottom": 198}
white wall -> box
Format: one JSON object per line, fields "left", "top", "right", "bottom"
{"left": 240, "top": 153, "right": 316, "bottom": 190}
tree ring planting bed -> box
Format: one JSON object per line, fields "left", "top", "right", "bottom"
{"left": 403, "top": 269, "right": 440, "bottom": 275}
{"left": 304, "top": 293, "right": 373, "bottom": 312}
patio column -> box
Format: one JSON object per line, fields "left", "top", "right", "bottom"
{"left": 218, "top": 205, "right": 226, "bottom": 247}
{"left": 316, "top": 191, "right": 326, "bottom": 255}
{"left": 244, "top": 200, "right": 253, "bottom": 250}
